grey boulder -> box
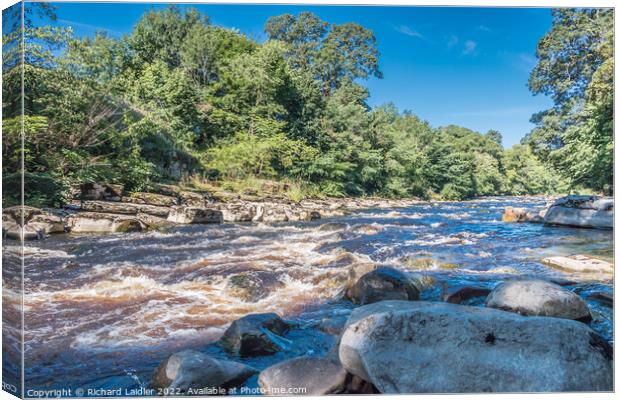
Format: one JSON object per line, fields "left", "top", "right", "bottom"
{"left": 339, "top": 300, "right": 612, "bottom": 393}
{"left": 346, "top": 267, "right": 420, "bottom": 305}
{"left": 544, "top": 195, "right": 613, "bottom": 229}
{"left": 258, "top": 356, "right": 347, "bottom": 395}
{"left": 486, "top": 279, "right": 592, "bottom": 322}
{"left": 152, "top": 350, "right": 256, "bottom": 393}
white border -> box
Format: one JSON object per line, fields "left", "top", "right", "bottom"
{"left": 0, "top": 1, "right": 616, "bottom": 400}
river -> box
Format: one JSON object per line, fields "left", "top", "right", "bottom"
{"left": 2, "top": 196, "right": 613, "bottom": 395}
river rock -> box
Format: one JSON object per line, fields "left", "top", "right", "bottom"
{"left": 543, "top": 254, "right": 613, "bottom": 276}
{"left": 444, "top": 286, "right": 491, "bottom": 305}
{"left": 167, "top": 206, "right": 223, "bottom": 224}
{"left": 152, "top": 350, "right": 256, "bottom": 393}
{"left": 67, "top": 212, "right": 146, "bottom": 233}
{"left": 485, "top": 279, "right": 592, "bottom": 322}
{"left": 339, "top": 300, "right": 612, "bottom": 393}
{"left": 346, "top": 267, "right": 420, "bottom": 305}
{"left": 2, "top": 205, "right": 43, "bottom": 222}
{"left": 258, "top": 356, "right": 347, "bottom": 395}
{"left": 220, "top": 204, "right": 256, "bottom": 222}
{"left": 80, "top": 200, "right": 170, "bottom": 217}
{"left": 543, "top": 195, "right": 613, "bottom": 229}
{"left": 345, "top": 263, "right": 379, "bottom": 291}
{"left": 219, "top": 313, "right": 290, "bottom": 356}
{"left": 2, "top": 208, "right": 66, "bottom": 240}
{"left": 123, "top": 192, "right": 178, "bottom": 207}
{"left": 587, "top": 292, "right": 613, "bottom": 308}
{"left": 226, "top": 272, "right": 284, "bottom": 302}
{"left": 502, "top": 206, "right": 544, "bottom": 223}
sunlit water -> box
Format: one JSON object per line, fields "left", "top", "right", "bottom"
{"left": 2, "top": 197, "right": 614, "bottom": 394}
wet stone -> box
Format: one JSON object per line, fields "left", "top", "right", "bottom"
{"left": 219, "top": 313, "right": 290, "bottom": 357}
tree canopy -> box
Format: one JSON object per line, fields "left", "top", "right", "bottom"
{"left": 4, "top": 6, "right": 603, "bottom": 208}
{"left": 524, "top": 8, "right": 613, "bottom": 193}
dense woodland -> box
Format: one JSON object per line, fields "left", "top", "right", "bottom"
{"left": 1, "top": 6, "right": 614, "bottom": 207}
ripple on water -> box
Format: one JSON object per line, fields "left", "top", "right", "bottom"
{"left": 12, "top": 196, "right": 613, "bottom": 390}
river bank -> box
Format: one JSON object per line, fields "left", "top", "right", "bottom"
{"left": 1, "top": 196, "right": 613, "bottom": 394}
{"left": 2, "top": 182, "right": 428, "bottom": 240}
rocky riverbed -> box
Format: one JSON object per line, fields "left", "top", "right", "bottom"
{"left": 2, "top": 195, "right": 614, "bottom": 395}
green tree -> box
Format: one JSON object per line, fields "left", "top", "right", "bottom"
{"left": 526, "top": 8, "right": 613, "bottom": 193}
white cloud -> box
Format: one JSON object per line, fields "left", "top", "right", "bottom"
{"left": 463, "top": 40, "right": 478, "bottom": 55}
{"left": 446, "top": 35, "right": 459, "bottom": 48}
{"left": 395, "top": 25, "right": 423, "bottom": 38}
{"left": 57, "top": 19, "right": 122, "bottom": 36}
{"left": 477, "top": 25, "right": 491, "bottom": 32}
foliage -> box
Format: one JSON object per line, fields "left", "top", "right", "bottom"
{"left": 5, "top": 6, "right": 588, "bottom": 207}
{"left": 525, "top": 8, "right": 613, "bottom": 193}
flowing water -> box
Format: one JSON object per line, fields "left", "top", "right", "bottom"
{"left": 2, "top": 196, "right": 614, "bottom": 395}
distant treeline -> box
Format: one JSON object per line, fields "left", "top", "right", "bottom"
{"left": 1, "top": 5, "right": 613, "bottom": 207}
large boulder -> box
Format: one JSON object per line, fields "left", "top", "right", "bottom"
{"left": 258, "top": 356, "right": 347, "bottom": 395}
{"left": 339, "top": 301, "right": 612, "bottom": 393}
{"left": 485, "top": 279, "right": 592, "bottom": 322}
{"left": 152, "top": 350, "right": 256, "bottom": 393}
{"left": 346, "top": 267, "right": 420, "bottom": 305}
{"left": 544, "top": 195, "right": 613, "bottom": 229}
{"left": 67, "top": 212, "right": 146, "bottom": 233}
{"left": 219, "top": 313, "right": 290, "bottom": 357}
{"left": 167, "top": 206, "right": 223, "bottom": 224}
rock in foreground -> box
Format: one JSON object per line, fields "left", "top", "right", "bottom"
{"left": 339, "top": 301, "right": 612, "bottom": 393}
{"left": 544, "top": 195, "right": 613, "bottom": 229}
{"left": 346, "top": 267, "right": 420, "bottom": 305}
{"left": 258, "top": 356, "right": 347, "bottom": 395}
{"left": 219, "top": 313, "right": 290, "bottom": 356}
{"left": 152, "top": 350, "right": 255, "bottom": 393}
{"left": 486, "top": 279, "right": 591, "bottom": 322}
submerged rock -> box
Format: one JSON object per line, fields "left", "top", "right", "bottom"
{"left": 543, "top": 195, "right": 613, "bottom": 229}
{"left": 444, "top": 286, "right": 491, "bottom": 305}
{"left": 219, "top": 313, "right": 290, "bottom": 357}
{"left": 152, "top": 350, "right": 256, "bottom": 393}
{"left": 67, "top": 212, "right": 146, "bottom": 233}
{"left": 346, "top": 267, "right": 420, "bottom": 305}
{"left": 486, "top": 279, "right": 592, "bottom": 322}
{"left": 502, "top": 206, "right": 544, "bottom": 223}
{"left": 226, "top": 272, "right": 284, "bottom": 302}
{"left": 258, "top": 356, "right": 347, "bottom": 395}
{"left": 167, "top": 206, "right": 223, "bottom": 224}
{"left": 339, "top": 300, "right": 612, "bottom": 393}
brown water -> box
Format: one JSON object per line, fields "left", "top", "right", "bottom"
{"left": 2, "top": 197, "right": 613, "bottom": 395}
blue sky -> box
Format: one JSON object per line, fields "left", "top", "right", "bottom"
{"left": 48, "top": 3, "right": 554, "bottom": 147}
